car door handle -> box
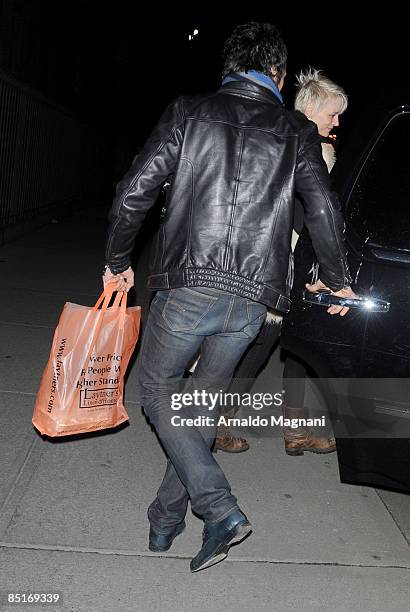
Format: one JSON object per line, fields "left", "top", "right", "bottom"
{"left": 303, "top": 291, "right": 390, "bottom": 312}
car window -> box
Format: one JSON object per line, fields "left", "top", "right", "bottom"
{"left": 346, "top": 111, "right": 410, "bottom": 251}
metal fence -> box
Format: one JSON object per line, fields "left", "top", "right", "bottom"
{"left": 0, "top": 70, "right": 112, "bottom": 243}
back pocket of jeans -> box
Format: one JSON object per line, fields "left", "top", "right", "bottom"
{"left": 162, "top": 288, "right": 217, "bottom": 332}
{"left": 246, "top": 300, "right": 267, "bottom": 325}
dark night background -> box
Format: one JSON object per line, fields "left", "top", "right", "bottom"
{"left": 0, "top": 1, "right": 407, "bottom": 181}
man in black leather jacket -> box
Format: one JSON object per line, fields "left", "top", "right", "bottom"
{"left": 103, "top": 22, "right": 354, "bottom": 573}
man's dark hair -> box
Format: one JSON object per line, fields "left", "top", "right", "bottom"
{"left": 222, "top": 22, "right": 287, "bottom": 80}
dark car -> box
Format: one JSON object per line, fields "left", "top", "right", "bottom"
{"left": 281, "top": 93, "right": 410, "bottom": 493}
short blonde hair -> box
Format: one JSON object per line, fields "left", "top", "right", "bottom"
{"left": 294, "top": 68, "right": 348, "bottom": 115}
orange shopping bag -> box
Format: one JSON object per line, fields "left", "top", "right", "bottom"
{"left": 32, "top": 284, "right": 141, "bottom": 437}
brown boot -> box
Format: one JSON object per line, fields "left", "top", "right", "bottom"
{"left": 213, "top": 426, "right": 249, "bottom": 453}
{"left": 284, "top": 432, "right": 336, "bottom": 456}
{"left": 283, "top": 405, "right": 336, "bottom": 456}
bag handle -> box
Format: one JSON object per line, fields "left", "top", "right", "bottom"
{"left": 96, "top": 286, "right": 128, "bottom": 330}
{"left": 113, "top": 290, "right": 127, "bottom": 329}
{"left": 82, "top": 286, "right": 127, "bottom": 371}
{"left": 111, "top": 290, "right": 127, "bottom": 314}
{"left": 93, "top": 283, "right": 117, "bottom": 312}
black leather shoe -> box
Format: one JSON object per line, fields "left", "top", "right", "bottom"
{"left": 190, "top": 510, "right": 251, "bottom": 572}
{"left": 148, "top": 520, "right": 186, "bottom": 552}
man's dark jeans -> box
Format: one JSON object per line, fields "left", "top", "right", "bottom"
{"left": 138, "top": 286, "right": 266, "bottom": 533}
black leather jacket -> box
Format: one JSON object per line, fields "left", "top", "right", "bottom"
{"left": 105, "top": 79, "right": 351, "bottom": 312}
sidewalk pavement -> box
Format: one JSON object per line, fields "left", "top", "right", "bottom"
{"left": 0, "top": 205, "right": 409, "bottom": 612}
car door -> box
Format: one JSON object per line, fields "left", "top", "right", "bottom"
{"left": 335, "top": 107, "right": 410, "bottom": 492}
{"left": 282, "top": 103, "right": 410, "bottom": 492}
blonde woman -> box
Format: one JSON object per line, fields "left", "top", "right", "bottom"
{"left": 295, "top": 67, "right": 347, "bottom": 167}
{"left": 282, "top": 68, "right": 348, "bottom": 455}
{"left": 215, "top": 68, "right": 348, "bottom": 454}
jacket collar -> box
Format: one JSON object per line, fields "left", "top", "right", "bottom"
{"left": 217, "top": 79, "right": 283, "bottom": 107}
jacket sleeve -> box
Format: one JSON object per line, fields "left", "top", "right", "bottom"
{"left": 295, "top": 124, "right": 352, "bottom": 291}
{"left": 105, "top": 98, "right": 185, "bottom": 273}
